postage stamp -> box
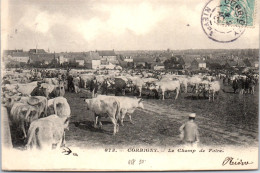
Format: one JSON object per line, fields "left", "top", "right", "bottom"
{"left": 201, "top": 0, "right": 246, "bottom": 43}
{"left": 218, "top": 0, "right": 256, "bottom": 27}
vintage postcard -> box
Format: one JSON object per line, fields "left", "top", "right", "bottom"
{"left": 1, "top": 0, "right": 259, "bottom": 171}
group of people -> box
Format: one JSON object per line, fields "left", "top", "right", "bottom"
{"left": 232, "top": 75, "right": 257, "bottom": 94}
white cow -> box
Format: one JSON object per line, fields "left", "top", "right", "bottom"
{"left": 84, "top": 97, "right": 121, "bottom": 135}
{"left": 97, "top": 95, "right": 144, "bottom": 126}
{"left": 47, "top": 96, "right": 71, "bottom": 118}
{"left": 43, "top": 78, "right": 59, "bottom": 85}
{"left": 26, "top": 115, "right": 69, "bottom": 150}
{"left": 127, "top": 76, "right": 144, "bottom": 97}
{"left": 149, "top": 80, "right": 180, "bottom": 100}
{"left": 187, "top": 76, "right": 203, "bottom": 93}
{"left": 10, "top": 102, "right": 38, "bottom": 138}
{"left": 16, "top": 81, "right": 38, "bottom": 96}
{"left": 208, "top": 81, "right": 221, "bottom": 102}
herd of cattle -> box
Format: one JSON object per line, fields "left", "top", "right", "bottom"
{"left": 1, "top": 68, "right": 258, "bottom": 150}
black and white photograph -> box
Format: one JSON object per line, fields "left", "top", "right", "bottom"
{"left": 1, "top": 0, "right": 259, "bottom": 171}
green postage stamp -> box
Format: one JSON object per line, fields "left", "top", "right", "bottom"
{"left": 218, "top": 0, "right": 256, "bottom": 26}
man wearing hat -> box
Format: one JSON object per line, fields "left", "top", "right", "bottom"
{"left": 179, "top": 113, "right": 200, "bottom": 146}
{"left": 31, "top": 81, "right": 45, "bottom": 97}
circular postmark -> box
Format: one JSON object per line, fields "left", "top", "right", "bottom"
{"left": 201, "top": 0, "right": 247, "bottom": 43}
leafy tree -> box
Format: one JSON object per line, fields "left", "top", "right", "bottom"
{"left": 155, "top": 57, "right": 160, "bottom": 62}
{"left": 136, "top": 64, "right": 144, "bottom": 69}
{"left": 127, "top": 62, "right": 134, "bottom": 68}
{"left": 164, "top": 56, "right": 184, "bottom": 69}
{"left": 209, "top": 63, "right": 223, "bottom": 70}
{"left": 145, "top": 62, "right": 152, "bottom": 69}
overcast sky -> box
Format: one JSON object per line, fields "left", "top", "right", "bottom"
{"left": 1, "top": 0, "right": 259, "bottom": 52}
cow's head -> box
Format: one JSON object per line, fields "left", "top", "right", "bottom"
{"left": 207, "top": 83, "right": 214, "bottom": 91}
{"left": 27, "top": 109, "right": 39, "bottom": 123}
{"left": 147, "top": 83, "right": 158, "bottom": 91}
{"left": 2, "top": 95, "right": 19, "bottom": 108}
{"left": 84, "top": 99, "right": 91, "bottom": 110}
{"left": 41, "top": 87, "right": 49, "bottom": 98}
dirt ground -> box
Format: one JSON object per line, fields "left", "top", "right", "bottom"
{"left": 65, "top": 81, "right": 259, "bottom": 149}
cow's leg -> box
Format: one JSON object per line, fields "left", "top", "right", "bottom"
{"left": 60, "top": 131, "right": 66, "bottom": 147}
{"left": 162, "top": 91, "right": 165, "bottom": 100}
{"left": 98, "top": 120, "right": 103, "bottom": 129}
{"left": 21, "top": 120, "right": 27, "bottom": 139}
{"left": 38, "top": 135, "right": 52, "bottom": 151}
{"left": 74, "top": 85, "right": 77, "bottom": 93}
{"left": 195, "top": 84, "right": 198, "bottom": 93}
{"left": 128, "top": 113, "right": 134, "bottom": 124}
{"left": 120, "top": 109, "right": 127, "bottom": 126}
{"left": 250, "top": 86, "right": 253, "bottom": 94}
{"left": 93, "top": 115, "right": 98, "bottom": 128}
{"left": 56, "top": 138, "right": 64, "bottom": 150}
{"left": 55, "top": 131, "right": 66, "bottom": 149}
{"left": 175, "top": 88, "right": 179, "bottom": 100}
{"left": 92, "top": 89, "right": 95, "bottom": 98}
{"left": 139, "top": 87, "right": 142, "bottom": 97}
{"left": 109, "top": 117, "right": 118, "bottom": 135}
{"left": 116, "top": 123, "right": 119, "bottom": 133}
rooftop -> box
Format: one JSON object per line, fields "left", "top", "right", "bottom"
{"left": 12, "top": 52, "right": 29, "bottom": 57}
{"left": 29, "top": 49, "right": 46, "bottom": 54}
{"left": 97, "top": 50, "right": 116, "bottom": 56}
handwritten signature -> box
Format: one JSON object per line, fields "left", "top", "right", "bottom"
{"left": 222, "top": 157, "right": 253, "bottom": 166}
{"left": 62, "top": 147, "right": 78, "bottom": 156}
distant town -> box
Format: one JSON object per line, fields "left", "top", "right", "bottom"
{"left": 2, "top": 48, "right": 259, "bottom": 71}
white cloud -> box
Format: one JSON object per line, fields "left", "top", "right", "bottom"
{"left": 72, "top": 1, "right": 170, "bottom": 41}
{"left": 16, "top": 1, "right": 201, "bottom": 44}
{"left": 8, "top": 0, "right": 259, "bottom": 51}
{"left": 104, "top": 2, "right": 169, "bottom": 35}
{"left": 19, "top": 7, "right": 66, "bottom": 34}
{"left": 75, "top": 17, "right": 104, "bottom": 41}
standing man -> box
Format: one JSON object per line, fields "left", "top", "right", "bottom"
{"left": 67, "top": 74, "right": 74, "bottom": 92}
{"left": 31, "top": 81, "right": 45, "bottom": 97}
{"left": 179, "top": 113, "right": 200, "bottom": 147}
{"left": 73, "top": 75, "right": 81, "bottom": 93}
{"left": 90, "top": 77, "right": 98, "bottom": 98}
{"left": 101, "top": 79, "right": 109, "bottom": 95}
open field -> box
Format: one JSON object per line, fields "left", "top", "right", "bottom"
{"left": 63, "top": 81, "right": 258, "bottom": 149}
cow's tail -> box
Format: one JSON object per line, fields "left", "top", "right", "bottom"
{"left": 54, "top": 98, "right": 58, "bottom": 116}
{"left": 59, "top": 81, "right": 62, "bottom": 96}
{"left": 45, "top": 97, "right": 48, "bottom": 117}
{"left": 25, "top": 106, "right": 33, "bottom": 122}
{"left": 25, "top": 123, "right": 38, "bottom": 150}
